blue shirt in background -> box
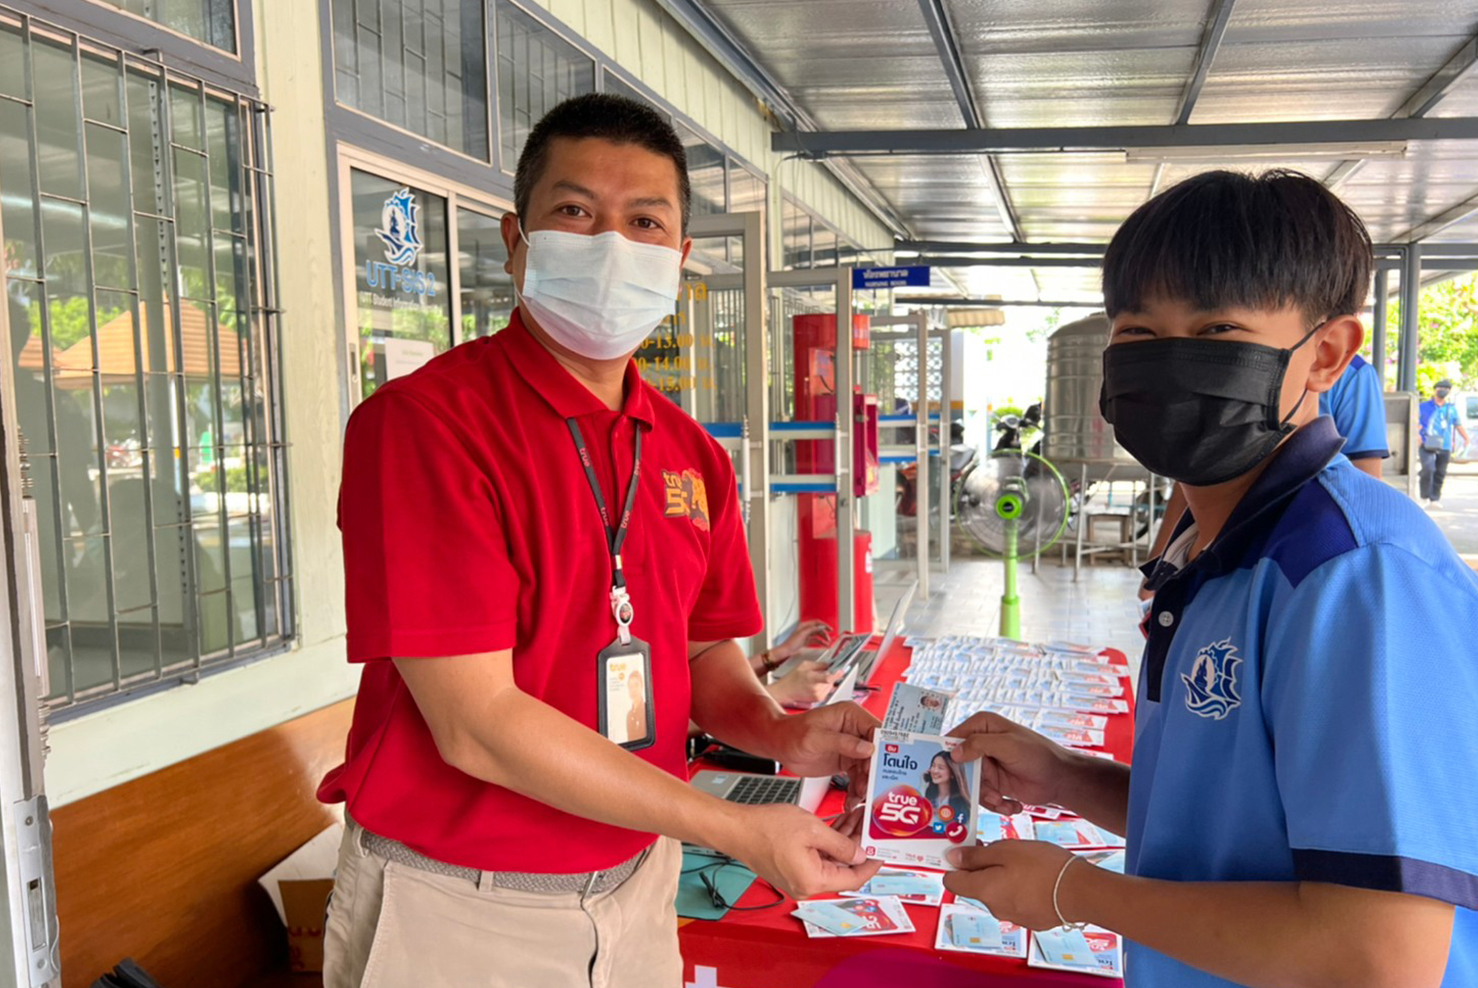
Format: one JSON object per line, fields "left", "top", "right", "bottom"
{"left": 1420, "top": 399, "right": 1462, "bottom": 452}
{"left": 1130, "top": 416, "right": 1478, "bottom": 988}
{"left": 1317, "top": 354, "right": 1388, "bottom": 459}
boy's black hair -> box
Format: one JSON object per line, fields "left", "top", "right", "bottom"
{"left": 1101, "top": 169, "right": 1373, "bottom": 323}
{"left": 514, "top": 93, "right": 691, "bottom": 235}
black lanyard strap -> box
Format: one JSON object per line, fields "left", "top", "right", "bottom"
{"left": 566, "top": 417, "right": 643, "bottom": 591}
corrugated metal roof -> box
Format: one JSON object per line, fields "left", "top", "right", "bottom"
{"left": 696, "top": 0, "right": 1478, "bottom": 303}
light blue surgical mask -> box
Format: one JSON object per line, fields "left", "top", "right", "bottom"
{"left": 517, "top": 225, "right": 682, "bottom": 360}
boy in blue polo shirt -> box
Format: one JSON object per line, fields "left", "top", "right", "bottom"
{"left": 942, "top": 170, "right": 1478, "bottom": 988}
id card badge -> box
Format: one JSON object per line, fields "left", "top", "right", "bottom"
{"left": 599, "top": 636, "right": 655, "bottom": 752}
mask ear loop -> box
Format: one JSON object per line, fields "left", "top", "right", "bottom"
{"left": 1275, "top": 318, "right": 1331, "bottom": 430}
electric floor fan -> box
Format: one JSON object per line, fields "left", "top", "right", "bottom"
{"left": 955, "top": 450, "right": 1071, "bottom": 639}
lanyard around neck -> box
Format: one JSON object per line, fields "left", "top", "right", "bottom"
{"left": 566, "top": 417, "right": 643, "bottom": 642}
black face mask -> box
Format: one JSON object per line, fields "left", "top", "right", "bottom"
{"left": 1098, "top": 325, "right": 1322, "bottom": 487}
{"left": 1436, "top": 387, "right": 1452, "bottom": 399}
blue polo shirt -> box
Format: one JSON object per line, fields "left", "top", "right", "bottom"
{"left": 1129, "top": 416, "right": 1478, "bottom": 988}
{"left": 1420, "top": 399, "right": 1462, "bottom": 452}
{"left": 1317, "top": 354, "right": 1388, "bottom": 459}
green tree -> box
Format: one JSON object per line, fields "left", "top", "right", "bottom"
{"left": 1384, "top": 272, "right": 1478, "bottom": 392}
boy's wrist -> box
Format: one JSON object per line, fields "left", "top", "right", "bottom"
{"left": 1059, "top": 855, "right": 1122, "bottom": 928}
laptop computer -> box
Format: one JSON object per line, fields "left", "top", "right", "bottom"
{"left": 775, "top": 578, "right": 919, "bottom": 696}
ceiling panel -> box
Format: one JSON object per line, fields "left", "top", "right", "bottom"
{"left": 944, "top": 0, "right": 1207, "bottom": 53}
{"left": 694, "top": 0, "right": 1478, "bottom": 301}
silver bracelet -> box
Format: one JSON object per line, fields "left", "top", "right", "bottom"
{"left": 1052, "top": 855, "right": 1089, "bottom": 930}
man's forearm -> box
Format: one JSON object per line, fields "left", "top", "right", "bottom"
{"left": 442, "top": 684, "right": 746, "bottom": 850}
{"left": 689, "top": 641, "right": 791, "bottom": 758}
{"left": 1066, "top": 868, "right": 1453, "bottom": 988}
{"left": 1056, "top": 751, "right": 1131, "bottom": 836}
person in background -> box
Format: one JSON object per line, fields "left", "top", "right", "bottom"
{"left": 751, "top": 618, "right": 846, "bottom": 707}
{"left": 946, "top": 170, "right": 1478, "bottom": 988}
{"left": 319, "top": 93, "right": 880, "bottom": 988}
{"left": 1419, "top": 378, "right": 1469, "bottom": 508}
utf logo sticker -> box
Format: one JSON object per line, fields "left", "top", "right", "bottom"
{"left": 663, "top": 469, "right": 710, "bottom": 531}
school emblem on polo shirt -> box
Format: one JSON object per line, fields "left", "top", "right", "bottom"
{"left": 1182, "top": 639, "right": 1243, "bottom": 720}
{"left": 662, "top": 468, "right": 710, "bottom": 531}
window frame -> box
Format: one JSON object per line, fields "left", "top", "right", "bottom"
{"left": 335, "top": 143, "right": 513, "bottom": 405}
{"left": 0, "top": 8, "right": 292, "bottom": 719}
{"left": 19, "top": 0, "right": 256, "bottom": 93}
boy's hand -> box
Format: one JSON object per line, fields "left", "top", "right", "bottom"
{"left": 944, "top": 841, "right": 1085, "bottom": 930}
{"left": 948, "top": 712, "right": 1079, "bottom": 815}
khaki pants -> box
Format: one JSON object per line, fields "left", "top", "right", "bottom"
{"left": 323, "top": 822, "right": 683, "bottom": 988}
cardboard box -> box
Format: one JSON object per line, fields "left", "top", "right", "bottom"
{"left": 258, "top": 823, "right": 343, "bottom": 973}
{"left": 281, "top": 878, "right": 336, "bottom": 973}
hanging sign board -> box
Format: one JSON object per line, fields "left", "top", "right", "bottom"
{"left": 853, "top": 266, "right": 931, "bottom": 290}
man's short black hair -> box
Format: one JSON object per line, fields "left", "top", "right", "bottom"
{"left": 514, "top": 93, "right": 691, "bottom": 235}
{"left": 1102, "top": 169, "right": 1373, "bottom": 323}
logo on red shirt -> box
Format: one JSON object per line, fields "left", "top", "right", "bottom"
{"left": 662, "top": 469, "right": 710, "bottom": 531}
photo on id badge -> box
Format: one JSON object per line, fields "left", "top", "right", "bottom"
{"left": 599, "top": 638, "right": 655, "bottom": 751}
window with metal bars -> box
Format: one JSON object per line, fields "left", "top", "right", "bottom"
{"left": 332, "top": 0, "right": 489, "bottom": 159}
{"left": 0, "top": 11, "right": 291, "bottom": 714}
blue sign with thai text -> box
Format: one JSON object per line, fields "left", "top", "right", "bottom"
{"left": 853, "top": 266, "right": 930, "bottom": 290}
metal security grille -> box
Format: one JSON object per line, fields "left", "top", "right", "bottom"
{"left": 0, "top": 9, "right": 291, "bottom": 712}
{"left": 892, "top": 338, "right": 943, "bottom": 405}
{"left": 332, "top": 0, "right": 489, "bottom": 158}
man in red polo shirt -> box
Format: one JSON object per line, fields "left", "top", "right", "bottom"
{"left": 320, "top": 94, "right": 882, "bottom": 987}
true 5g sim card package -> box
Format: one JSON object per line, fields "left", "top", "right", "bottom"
{"left": 863, "top": 730, "right": 981, "bottom": 870}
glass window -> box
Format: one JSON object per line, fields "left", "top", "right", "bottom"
{"left": 350, "top": 170, "right": 452, "bottom": 397}
{"left": 812, "top": 224, "right": 838, "bottom": 268}
{"left": 456, "top": 207, "right": 514, "bottom": 341}
{"left": 602, "top": 73, "right": 668, "bottom": 121}
{"left": 1, "top": 17, "right": 290, "bottom": 711}
{"left": 496, "top": 0, "right": 594, "bottom": 169}
{"left": 93, "top": 0, "right": 236, "bottom": 52}
{"left": 678, "top": 124, "right": 725, "bottom": 219}
{"left": 782, "top": 197, "right": 811, "bottom": 270}
{"left": 333, "top": 0, "right": 490, "bottom": 159}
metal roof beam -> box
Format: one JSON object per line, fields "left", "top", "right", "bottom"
{"left": 1399, "top": 35, "right": 1478, "bottom": 119}
{"left": 914, "top": 255, "right": 1102, "bottom": 268}
{"left": 652, "top": 0, "right": 913, "bottom": 240}
{"left": 897, "top": 240, "right": 1106, "bottom": 255}
{"left": 1175, "top": 0, "right": 1238, "bottom": 125}
{"left": 914, "top": 0, "right": 1023, "bottom": 242}
{"left": 773, "top": 117, "right": 1478, "bottom": 155}
{"left": 1401, "top": 190, "right": 1478, "bottom": 242}
{"left": 895, "top": 297, "right": 1102, "bottom": 308}
{"left": 1326, "top": 29, "right": 1478, "bottom": 189}
{"left": 895, "top": 238, "right": 1478, "bottom": 257}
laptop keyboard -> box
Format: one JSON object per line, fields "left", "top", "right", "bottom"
{"left": 727, "top": 775, "right": 802, "bottom": 805}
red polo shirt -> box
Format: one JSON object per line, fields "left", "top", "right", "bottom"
{"left": 317, "top": 312, "right": 762, "bottom": 872}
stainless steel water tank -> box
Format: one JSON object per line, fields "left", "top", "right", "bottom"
{"left": 1043, "top": 312, "right": 1144, "bottom": 473}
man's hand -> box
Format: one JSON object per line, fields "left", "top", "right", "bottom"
{"left": 773, "top": 701, "right": 879, "bottom": 779}
{"left": 948, "top": 712, "right": 1079, "bottom": 815}
{"left": 724, "top": 803, "right": 882, "bottom": 899}
{"left": 944, "top": 841, "right": 1083, "bottom": 930}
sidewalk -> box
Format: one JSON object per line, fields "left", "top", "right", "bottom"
{"left": 1424, "top": 460, "right": 1478, "bottom": 557}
